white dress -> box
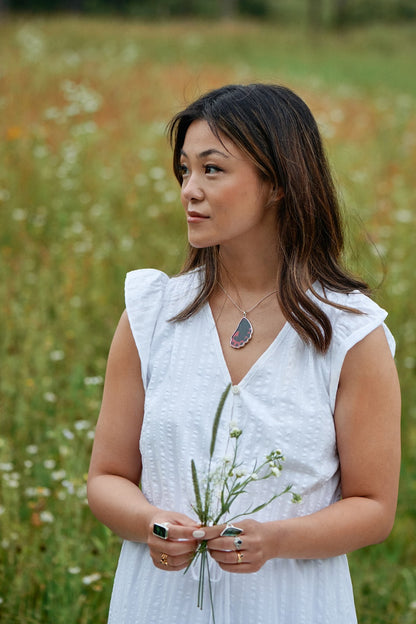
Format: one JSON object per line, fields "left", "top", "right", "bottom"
{"left": 107, "top": 268, "right": 395, "bottom": 624}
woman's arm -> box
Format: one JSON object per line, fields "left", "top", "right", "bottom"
{"left": 87, "top": 310, "right": 157, "bottom": 541}
{"left": 87, "top": 311, "right": 201, "bottom": 562}
{"left": 207, "top": 325, "right": 401, "bottom": 571}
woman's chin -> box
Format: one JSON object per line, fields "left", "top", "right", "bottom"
{"left": 188, "top": 236, "right": 216, "bottom": 249}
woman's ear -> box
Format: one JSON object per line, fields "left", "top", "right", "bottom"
{"left": 272, "top": 186, "right": 285, "bottom": 201}
{"left": 268, "top": 185, "right": 284, "bottom": 207}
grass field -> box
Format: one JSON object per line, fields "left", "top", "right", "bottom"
{"left": 0, "top": 15, "right": 415, "bottom": 623}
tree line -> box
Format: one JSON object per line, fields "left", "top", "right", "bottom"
{"left": 1, "top": 0, "right": 415, "bottom": 25}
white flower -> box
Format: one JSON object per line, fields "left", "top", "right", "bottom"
{"left": 149, "top": 166, "right": 166, "bottom": 180}
{"left": 0, "top": 462, "right": 13, "bottom": 472}
{"left": 250, "top": 472, "right": 259, "bottom": 480}
{"left": 68, "top": 566, "right": 81, "bottom": 575}
{"left": 40, "top": 511, "right": 54, "bottom": 523}
{"left": 76, "top": 484, "right": 87, "bottom": 499}
{"left": 3, "top": 473, "right": 20, "bottom": 488}
{"left": 84, "top": 376, "right": 103, "bottom": 386}
{"left": 12, "top": 208, "right": 27, "bottom": 221}
{"left": 229, "top": 422, "right": 242, "bottom": 438}
{"left": 38, "top": 487, "right": 52, "bottom": 497}
{"left": 82, "top": 572, "right": 101, "bottom": 585}
{"left": 52, "top": 469, "right": 67, "bottom": 481}
{"left": 44, "top": 392, "right": 57, "bottom": 403}
{"left": 395, "top": 209, "right": 413, "bottom": 223}
{"left": 25, "top": 487, "right": 51, "bottom": 498}
{"left": 271, "top": 466, "right": 281, "bottom": 477}
{"left": 62, "top": 480, "right": 75, "bottom": 494}
{"left": 164, "top": 189, "right": 178, "bottom": 203}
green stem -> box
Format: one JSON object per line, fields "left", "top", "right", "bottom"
{"left": 206, "top": 552, "right": 216, "bottom": 624}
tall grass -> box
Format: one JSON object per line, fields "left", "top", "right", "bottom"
{"left": 0, "top": 16, "right": 415, "bottom": 623}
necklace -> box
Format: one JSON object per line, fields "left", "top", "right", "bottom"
{"left": 218, "top": 282, "right": 278, "bottom": 349}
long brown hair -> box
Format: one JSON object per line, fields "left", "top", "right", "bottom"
{"left": 168, "top": 84, "right": 370, "bottom": 353}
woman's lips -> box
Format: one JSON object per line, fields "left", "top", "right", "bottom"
{"left": 187, "top": 211, "right": 209, "bottom": 223}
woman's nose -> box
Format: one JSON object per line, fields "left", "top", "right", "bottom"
{"left": 181, "top": 174, "right": 204, "bottom": 202}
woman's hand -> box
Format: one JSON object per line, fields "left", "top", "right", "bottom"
{"left": 147, "top": 511, "right": 204, "bottom": 572}
{"left": 204, "top": 519, "right": 271, "bottom": 574}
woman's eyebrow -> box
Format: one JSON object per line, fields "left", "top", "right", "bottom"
{"left": 180, "top": 148, "right": 229, "bottom": 159}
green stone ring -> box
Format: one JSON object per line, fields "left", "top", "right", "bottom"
{"left": 153, "top": 522, "right": 169, "bottom": 540}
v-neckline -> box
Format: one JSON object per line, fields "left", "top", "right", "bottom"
{"left": 204, "top": 303, "right": 291, "bottom": 387}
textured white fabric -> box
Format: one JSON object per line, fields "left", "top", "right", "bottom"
{"left": 108, "top": 268, "right": 395, "bottom": 624}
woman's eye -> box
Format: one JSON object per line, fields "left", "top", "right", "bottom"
{"left": 205, "top": 165, "right": 221, "bottom": 174}
{"left": 179, "top": 163, "right": 189, "bottom": 176}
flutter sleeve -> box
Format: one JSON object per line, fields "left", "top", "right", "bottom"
{"left": 327, "top": 292, "right": 396, "bottom": 411}
{"left": 125, "top": 269, "right": 169, "bottom": 390}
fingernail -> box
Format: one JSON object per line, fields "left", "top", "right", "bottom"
{"left": 192, "top": 529, "right": 206, "bottom": 539}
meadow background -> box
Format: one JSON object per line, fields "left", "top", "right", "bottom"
{"left": 0, "top": 11, "right": 415, "bottom": 624}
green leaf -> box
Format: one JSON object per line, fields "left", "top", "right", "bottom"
{"left": 246, "top": 494, "right": 279, "bottom": 514}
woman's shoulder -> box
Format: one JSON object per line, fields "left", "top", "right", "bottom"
{"left": 311, "top": 284, "right": 393, "bottom": 353}
{"left": 314, "top": 286, "right": 385, "bottom": 317}
{"left": 125, "top": 267, "right": 202, "bottom": 312}
{"left": 314, "top": 284, "right": 381, "bottom": 312}
{"left": 124, "top": 269, "right": 169, "bottom": 310}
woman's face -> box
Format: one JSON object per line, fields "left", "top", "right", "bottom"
{"left": 179, "top": 120, "right": 274, "bottom": 250}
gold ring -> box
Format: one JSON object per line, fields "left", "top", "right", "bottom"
{"left": 160, "top": 552, "right": 168, "bottom": 566}
{"left": 237, "top": 552, "right": 243, "bottom": 564}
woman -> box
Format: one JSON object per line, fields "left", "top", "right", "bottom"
{"left": 87, "top": 84, "right": 401, "bottom": 623}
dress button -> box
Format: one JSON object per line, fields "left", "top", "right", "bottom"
{"left": 232, "top": 385, "right": 240, "bottom": 395}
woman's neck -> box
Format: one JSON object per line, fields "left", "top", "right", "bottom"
{"left": 218, "top": 246, "right": 279, "bottom": 295}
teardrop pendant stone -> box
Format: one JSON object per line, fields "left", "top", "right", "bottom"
{"left": 230, "top": 317, "right": 253, "bottom": 349}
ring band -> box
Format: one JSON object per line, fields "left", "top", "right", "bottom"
{"left": 234, "top": 537, "right": 243, "bottom": 550}
{"left": 237, "top": 552, "right": 243, "bottom": 564}
{"left": 160, "top": 553, "right": 168, "bottom": 566}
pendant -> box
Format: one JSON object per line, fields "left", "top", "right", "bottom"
{"left": 230, "top": 316, "right": 253, "bottom": 349}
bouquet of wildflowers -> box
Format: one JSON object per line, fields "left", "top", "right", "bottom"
{"left": 185, "top": 384, "right": 301, "bottom": 622}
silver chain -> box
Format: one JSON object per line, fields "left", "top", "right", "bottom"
{"left": 217, "top": 282, "right": 277, "bottom": 317}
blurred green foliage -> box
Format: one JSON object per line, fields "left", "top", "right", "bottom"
{"left": 4, "top": 0, "right": 416, "bottom": 24}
